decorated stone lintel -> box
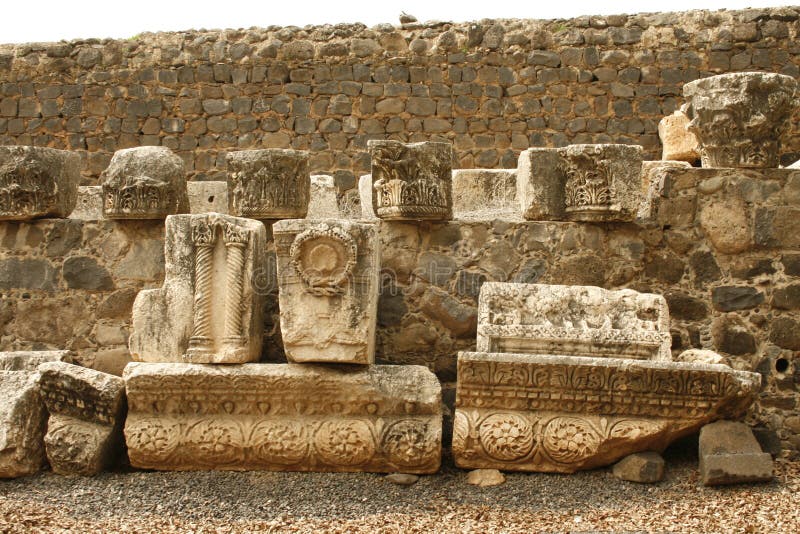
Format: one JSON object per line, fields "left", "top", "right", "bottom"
{"left": 226, "top": 149, "right": 310, "bottom": 219}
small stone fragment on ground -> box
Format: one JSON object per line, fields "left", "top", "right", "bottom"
{"left": 466, "top": 468, "right": 505, "bottom": 487}
{"left": 699, "top": 420, "right": 774, "bottom": 486}
{"left": 385, "top": 473, "right": 419, "bottom": 485}
{"left": 612, "top": 451, "right": 665, "bottom": 483}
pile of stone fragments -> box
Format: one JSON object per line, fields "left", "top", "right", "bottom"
{"left": 0, "top": 72, "right": 795, "bottom": 487}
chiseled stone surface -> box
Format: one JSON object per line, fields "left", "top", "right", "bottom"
{"left": 612, "top": 451, "right": 665, "bottom": 483}
{"left": 37, "top": 361, "right": 126, "bottom": 476}
{"left": 129, "top": 213, "right": 267, "bottom": 364}
{"left": 69, "top": 186, "right": 103, "bottom": 220}
{"left": 100, "top": 147, "right": 189, "bottom": 219}
{"left": 453, "top": 351, "right": 761, "bottom": 473}
{"left": 658, "top": 109, "right": 699, "bottom": 163}
{"left": 0, "top": 146, "right": 81, "bottom": 221}
{"left": 0, "top": 351, "right": 72, "bottom": 478}
{"left": 699, "top": 420, "right": 773, "bottom": 486}
{"left": 476, "top": 282, "right": 672, "bottom": 361}
{"left": 359, "top": 174, "right": 377, "bottom": 219}
{"left": 684, "top": 72, "right": 797, "bottom": 169}
{"left": 187, "top": 181, "right": 228, "bottom": 214}
{"left": 369, "top": 140, "right": 453, "bottom": 221}
{"left": 123, "top": 362, "right": 442, "bottom": 473}
{"left": 307, "top": 175, "right": 341, "bottom": 219}
{"left": 274, "top": 219, "right": 380, "bottom": 364}
{"left": 226, "top": 149, "right": 309, "bottom": 219}
{"left": 517, "top": 144, "right": 644, "bottom": 222}
{"left": 452, "top": 169, "right": 517, "bottom": 219}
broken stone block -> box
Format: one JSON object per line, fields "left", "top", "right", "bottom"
{"left": 307, "top": 175, "right": 341, "bottom": 219}
{"left": 0, "top": 146, "right": 81, "bottom": 221}
{"left": 101, "top": 146, "right": 189, "bottom": 219}
{"left": 658, "top": 109, "right": 699, "bottom": 163}
{"left": 187, "top": 181, "right": 228, "bottom": 214}
{"left": 677, "top": 349, "right": 725, "bottom": 365}
{"left": 359, "top": 174, "right": 377, "bottom": 219}
{"left": 517, "top": 144, "right": 644, "bottom": 222}
{"left": 129, "top": 213, "right": 267, "bottom": 364}
{"left": 69, "top": 186, "right": 103, "bottom": 220}
{"left": 453, "top": 351, "right": 761, "bottom": 473}
{"left": 226, "top": 149, "right": 310, "bottom": 219}
{"left": 123, "top": 362, "right": 442, "bottom": 473}
{"left": 369, "top": 140, "right": 453, "bottom": 221}
{"left": 699, "top": 420, "right": 773, "bottom": 486}
{"left": 637, "top": 160, "right": 692, "bottom": 224}
{"left": 612, "top": 451, "right": 665, "bottom": 483}
{"left": 0, "top": 351, "right": 72, "bottom": 478}
{"left": 37, "top": 361, "right": 126, "bottom": 476}
{"left": 684, "top": 72, "right": 798, "bottom": 168}
{"left": 274, "top": 219, "right": 380, "bottom": 364}
{"left": 477, "top": 282, "right": 672, "bottom": 361}
{"left": 452, "top": 169, "right": 517, "bottom": 219}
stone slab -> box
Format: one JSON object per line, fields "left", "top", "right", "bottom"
{"left": 187, "top": 181, "right": 228, "bottom": 214}
{"left": 476, "top": 282, "right": 672, "bottom": 361}
{"left": 123, "top": 362, "right": 442, "bottom": 473}
{"left": 307, "top": 174, "right": 341, "bottom": 219}
{"left": 699, "top": 420, "right": 773, "bottom": 486}
{"left": 0, "top": 350, "right": 73, "bottom": 371}
{"left": 453, "top": 351, "right": 761, "bottom": 473}
{"left": 0, "top": 371, "right": 48, "bottom": 478}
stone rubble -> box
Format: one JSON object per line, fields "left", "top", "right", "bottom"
{"left": 612, "top": 451, "right": 665, "bottom": 483}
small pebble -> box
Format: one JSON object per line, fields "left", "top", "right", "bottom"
{"left": 385, "top": 473, "right": 419, "bottom": 486}
{"left": 466, "top": 468, "right": 505, "bottom": 487}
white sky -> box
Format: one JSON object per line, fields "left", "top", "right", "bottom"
{"left": 0, "top": 0, "right": 794, "bottom": 44}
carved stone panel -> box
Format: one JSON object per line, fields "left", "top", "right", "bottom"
{"left": 477, "top": 282, "right": 672, "bottom": 361}
{"left": 273, "top": 219, "right": 380, "bottom": 364}
{"left": 37, "top": 361, "right": 126, "bottom": 476}
{"left": 369, "top": 140, "right": 453, "bottom": 221}
{"left": 129, "top": 213, "right": 267, "bottom": 364}
{"left": 101, "top": 147, "right": 189, "bottom": 219}
{"left": 0, "top": 146, "right": 81, "bottom": 221}
{"left": 226, "top": 149, "right": 310, "bottom": 219}
{"left": 453, "top": 351, "right": 761, "bottom": 473}
{"left": 684, "top": 72, "right": 798, "bottom": 168}
{"left": 517, "top": 144, "right": 643, "bottom": 222}
{"left": 123, "top": 362, "right": 442, "bottom": 473}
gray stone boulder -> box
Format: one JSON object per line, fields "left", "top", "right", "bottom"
{"left": 612, "top": 451, "right": 665, "bottom": 483}
{"left": 699, "top": 420, "right": 773, "bottom": 486}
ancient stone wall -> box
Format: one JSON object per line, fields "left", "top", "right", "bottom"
{"left": 1, "top": 6, "right": 800, "bottom": 200}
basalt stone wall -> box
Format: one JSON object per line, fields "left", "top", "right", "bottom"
{"left": 1, "top": 6, "right": 800, "bottom": 200}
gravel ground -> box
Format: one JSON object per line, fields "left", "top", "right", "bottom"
{"left": 1, "top": 445, "right": 798, "bottom": 533}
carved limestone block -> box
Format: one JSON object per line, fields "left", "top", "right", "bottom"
{"left": 0, "top": 146, "right": 81, "bottom": 221}
{"left": 226, "top": 149, "right": 310, "bottom": 219}
{"left": 477, "top": 282, "right": 672, "bottom": 361}
{"left": 123, "top": 362, "right": 442, "bottom": 473}
{"left": 129, "top": 213, "right": 267, "bottom": 364}
{"left": 273, "top": 219, "right": 380, "bottom": 364}
{"left": 517, "top": 144, "right": 644, "bottom": 222}
{"left": 369, "top": 140, "right": 453, "bottom": 221}
{"left": 187, "top": 181, "right": 228, "bottom": 214}
{"left": 453, "top": 351, "right": 761, "bottom": 473}
{"left": 658, "top": 109, "right": 699, "bottom": 163}
{"left": 0, "top": 350, "right": 71, "bottom": 478}
{"left": 69, "top": 186, "right": 103, "bottom": 220}
{"left": 100, "top": 146, "right": 189, "bottom": 219}
{"left": 37, "top": 361, "right": 126, "bottom": 476}
{"left": 684, "top": 72, "right": 798, "bottom": 168}
{"left": 452, "top": 169, "right": 517, "bottom": 219}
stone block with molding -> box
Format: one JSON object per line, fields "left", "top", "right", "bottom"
{"left": 226, "top": 149, "right": 309, "bottom": 219}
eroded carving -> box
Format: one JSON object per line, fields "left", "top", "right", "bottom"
{"left": 226, "top": 149, "right": 310, "bottom": 219}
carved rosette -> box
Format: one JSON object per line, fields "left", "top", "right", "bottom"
{"left": 369, "top": 140, "right": 453, "bottom": 221}
{"left": 381, "top": 420, "right": 439, "bottom": 468}
{"left": 684, "top": 72, "right": 798, "bottom": 168}
{"left": 289, "top": 224, "right": 358, "bottom": 296}
{"left": 226, "top": 149, "right": 310, "bottom": 219}
{"left": 478, "top": 413, "right": 535, "bottom": 461}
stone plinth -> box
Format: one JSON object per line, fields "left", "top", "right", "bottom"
{"left": 699, "top": 420, "right": 773, "bottom": 486}
{"left": 684, "top": 72, "right": 798, "bottom": 168}
{"left": 453, "top": 351, "right": 761, "bottom": 473}
{"left": 123, "top": 362, "right": 442, "bottom": 473}
{"left": 0, "top": 146, "right": 81, "bottom": 221}
{"left": 37, "top": 361, "right": 126, "bottom": 476}
{"left": 477, "top": 282, "right": 672, "bottom": 361}
{"left": 517, "top": 144, "right": 644, "bottom": 222}
{"left": 187, "top": 181, "right": 228, "bottom": 214}
{"left": 129, "top": 213, "right": 267, "bottom": 364}
{"left": 369, "top": 140, "right": 453, "bottom": 221}
{"left": 658, "top": 109, "right": 699, "bottom": 163}
{"left": 226, "top": 149, "right": 310, "bottom": 219}
{"left": 101, "top": 147, "right": 189, "bottom": 219}
{"left": 274, "top": 219, "right": 380, "bottom": 364}
{"left": 452, "top": 169, "right": 518, "bottom": 219}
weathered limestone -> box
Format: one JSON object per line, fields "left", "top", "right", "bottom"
{"left": 637, "top": 160, "right": 692, "bottom": 223}
{"left": 37, "top": 361, "right": 126, "bottom": 476}
{"left": 658, "top": 109, "right": 699, "bottom": 163}
{"left": 187, "top": 181, "right": 228, "bottom": 214}
{"left": 699, "top": 420, "right": 773, "bottom": 486}
{"left": 359, "top": 174, "right": 377, "bottom": 219}
{"left": 0, "top": 146, "right": 81, "bottom": 221}
{"left": 517, "top": 144, "right": 644, "bottom": 222}
{"left": 129, "top": 213, "right": 267, "bottom": 364}
{"left": 0, "top": 351, "right": 72, "bottom": 478}
{"left": 226, "top": 149, "right": 310, "bottom": 219}
{"left": 466, "top": 468, "right": 506, "bottom": 487}
{"left": 307, "top": 175, "right": 341, "bottom": 219}
{"left": 612, "top": 451, "right": 665, "bottom": 483}
{"left": 369, "top": 140, "right": 453, "bottom": 221}
{"left": 789, "top": 159, "right": 800, "bottom": 169}
{"left": 274, "top": 219, "right": 380, "bottom": 364}
{"left": 101, "top": 147, "right": 189, "bottom": 219}
{"left": 684, "top": 72, "right": 798, "bottom": 168}
{"left": 69, "top": 186, "right": 103, "bottom": 220}
{"left": 453, "top": 351, "right": 761, "bottom": 473}
{"left": 477, "top": 283, "right": 672, "bottom": 361}
{"left": 452, "top": 169, "right": 517, "bottom": 218}
{"left": 123, "top": 362, "right": 442, "bottom": 473}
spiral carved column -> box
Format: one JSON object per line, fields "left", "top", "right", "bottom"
{"left": 223, "top": 224, "right": 248, "bottom": 352}
{"left": 186, "top": 220, "right": 216, "bottom": 358}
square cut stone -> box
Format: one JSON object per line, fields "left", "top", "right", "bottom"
{"left": 699, "top": 420, "right": 773, "bottom": 486}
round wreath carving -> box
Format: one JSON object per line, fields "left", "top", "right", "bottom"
{"left": 382, "top": 420, "right": 437, "bottom": 467}
{"left": 541, "top": 417, "right": 601, "bottom": 464}
{"left": 250, "top": 421, "right": 308, "bottom": 465}
{"left": 185, "top": 419, "right": 245, "bottom": 465}
{"left": 125, "top": 417, "right": 180, "bottom": 464}
{"left": 289, "top": 225, "right": 357, "bottom": 296}
{"left": 313, "top": 420, "right": 375, "bottom": 466}
{"left": 478, "top": 413, "right": 535, "bottom": 461}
